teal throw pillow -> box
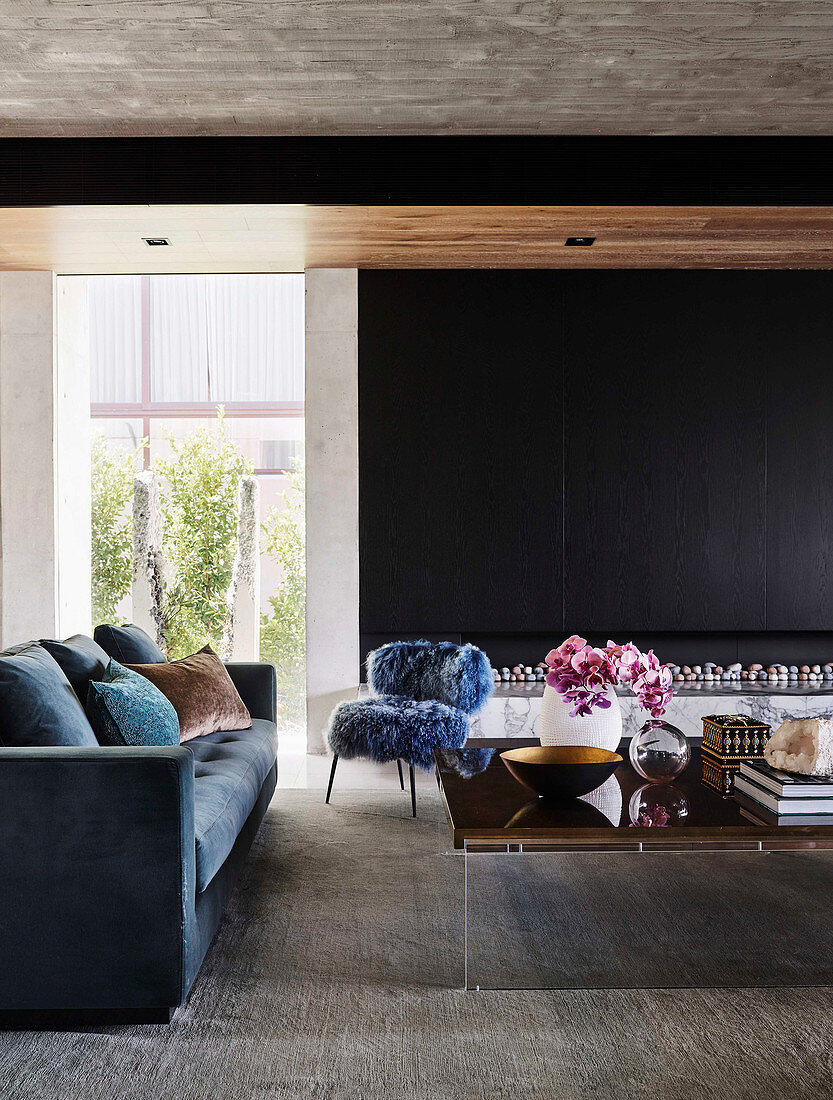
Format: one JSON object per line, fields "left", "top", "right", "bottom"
{"left": 87, "top": 660, "right": 180, "bottom": 747}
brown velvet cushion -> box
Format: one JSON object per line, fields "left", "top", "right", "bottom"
{"left": 127, "top": 645, "right": 251, "bottom": 742}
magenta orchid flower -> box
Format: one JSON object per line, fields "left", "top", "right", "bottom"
{"left": 544, "top": 636, "right": 674, "bottom": 718}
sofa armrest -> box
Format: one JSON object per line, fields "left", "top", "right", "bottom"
{"left": 225, "top": 662, "right": 277, "bottom": 724}
{"left": 0, "top": 746, "right": 195, "bottom": 1012}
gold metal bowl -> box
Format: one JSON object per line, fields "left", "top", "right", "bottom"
{"left": 500, "top": 745, "right": 623, "bottom": 800}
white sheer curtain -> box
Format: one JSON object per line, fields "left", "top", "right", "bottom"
{"left": 89, "top": 273, "right": 304, "bottom": 404}
{"left": 88, "top": 276, "right": 142, "bottom": 403}
{"left": 150, "top": 274, "right": 304, "bottom": 402}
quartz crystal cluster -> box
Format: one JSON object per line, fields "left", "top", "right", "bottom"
{"left": 765, "top": 717, "right": 833, "bottom": 777}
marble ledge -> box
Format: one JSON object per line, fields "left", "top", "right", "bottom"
{"left": 357, "top": 682, "right": 833, "bottom": 742}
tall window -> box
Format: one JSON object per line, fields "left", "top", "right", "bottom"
{"left": 87, "top": 273, "right": 305, "bottom": 736}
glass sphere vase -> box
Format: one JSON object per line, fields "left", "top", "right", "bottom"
{"left": 629, "top": 719, "right": 689, "bottom": 782}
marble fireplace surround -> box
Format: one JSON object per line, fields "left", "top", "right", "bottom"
{"left": 468, "top": 683, "right": 833, "bottom": 742}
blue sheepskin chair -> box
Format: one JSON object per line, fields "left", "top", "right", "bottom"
{"left": 325, "top": 641, "right": 493, "bottom": 816}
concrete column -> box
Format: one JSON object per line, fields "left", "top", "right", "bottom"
{"left": 0, "top": 272, "right": 91, "bottom": 649}
{"left": 55, "top": 277, "right": 92, "bottom": 639}
{"left": 305, "top": 269, "right": 359, "bottom": 753}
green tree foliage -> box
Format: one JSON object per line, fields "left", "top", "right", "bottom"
{"left": 91, "top": 433, "right": 138, "bottom": 627}
{"left": 260, "top": 455, "right": 306, "bottom": 727}
{"left": 154, "top": 408, "right": 253, "bottom": 658}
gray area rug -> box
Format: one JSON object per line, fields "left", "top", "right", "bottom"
{"left": 1, "top": 788, "right": 832, "bottom": 1100}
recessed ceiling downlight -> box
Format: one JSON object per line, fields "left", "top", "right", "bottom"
{"left": 142, "top": 237, "right": 170, "bottom": 246}
{"left": 565, "top": 237, "right": 595, "bottom": 246}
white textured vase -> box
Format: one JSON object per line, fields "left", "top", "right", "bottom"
{"left": 538, "top": 684, "right": 623, "bottom": 751}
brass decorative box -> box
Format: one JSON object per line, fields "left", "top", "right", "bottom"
{"left": 702, "top": 714, "right": 771, "bottom": 758}
{"left": 701, "top": 714, "right": 772, "bottom": 796}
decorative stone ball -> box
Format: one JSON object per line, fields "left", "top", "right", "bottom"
{"left": 685, "top": 673, "right": 696, "bottom": 681}
{"left": 525, "top": 666, "right": 533, "bottom": 675}
{"left": 704, "top": 661, "right": 716, "bottom": 669}
{"left": 741, "top": 670, "right": 749, "bottom": 679}
{"left": 800, "top": 665, "right": 811, "bottom": 674}
{"left": 799, "top": 673, "right": 809, "bottom": 681}
{"left": 749, "top": 663, "right": 763, "bottom": 672}
{"left": 812, "top": 664, "right": 822, "bottom": 674}
{"left": 728, "top": 662, "right": 742, "bottom": 672}
{"left": 714, "top": 666, "right": 724, "bottom": 675}
{"left": 697, "top": 673, "right": 704, "bottom": 680}
{"left": 681, "top": 666, "right": 691, "bottom": 675}
{"left": 692, "top": 665, "right": 702, "bottom": 674}
{"left": 705, "top": 672, "right": 714, "bottom": 680}
{"left": 674, "top": 673, "right": 684, "bottom": 682}
{"left": 748, "top": 671, "right": 758, "bottom": 681}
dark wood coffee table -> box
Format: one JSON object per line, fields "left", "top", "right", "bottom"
{"left": 435, "top": 739, "right": 833, "bottom": 989}
{"left": 436, "top": 738, "right": 833, "bottom": 850}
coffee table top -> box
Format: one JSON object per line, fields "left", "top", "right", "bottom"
{"left": 435, "top": 739, "right": 833, "bottom": 850}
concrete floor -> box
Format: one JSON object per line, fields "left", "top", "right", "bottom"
{"left": 276, "top": 733, "right": 436, "bottom": 792}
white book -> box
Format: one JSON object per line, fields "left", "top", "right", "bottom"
{"left": 738, "top": 759, "right": 833, "bottom": 798}
{"left": 734, "top": 774, "right": 833, "bottom": 816}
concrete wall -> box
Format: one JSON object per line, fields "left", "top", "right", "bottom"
{"left": 305, "top": 269, "right": 359, "bottom": 753}
{"left": 0, "top": 272, "right": 59, "bottom": 646}
{"left": 0, "top": 272, "right": 91, "bottom": 648}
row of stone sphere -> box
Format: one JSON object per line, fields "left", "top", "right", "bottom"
{"left": 672, "top": 661, "right": 833, "bottom": 683}
{"left": 492, "top": 664, "right": 549, "bottom": 682}
{"left": 490, "top": 660, "right": 833, "bottom": 685}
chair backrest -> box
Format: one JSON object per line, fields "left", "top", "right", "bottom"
{"left": 367, "top": 640, "right": 493, "bottom": 715}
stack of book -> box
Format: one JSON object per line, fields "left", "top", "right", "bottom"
{"left": 734, "top": 760, "right": 833, "bottom": 824}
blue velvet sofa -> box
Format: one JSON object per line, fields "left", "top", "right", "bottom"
{"left": 0, "top": 660, "right": 277, "bottom": 1025}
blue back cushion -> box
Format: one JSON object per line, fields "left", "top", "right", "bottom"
{"left": 87, "top": 661, "right": 180, "bottom": 747}
{"left": 40, "top": 634, "right": 109, "bottom": 700}
{"left": 367, "top": 640, "right": 493, "bottom": 714}
{"left": 0, "top": 643, "right": 98, "bottom": 747}
{"left": 93, "top": 623, "right": 167, "bottom": 665}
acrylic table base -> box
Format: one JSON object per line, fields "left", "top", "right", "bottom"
{"left": 461, "top": 842, "right": 833, "bottom": 991}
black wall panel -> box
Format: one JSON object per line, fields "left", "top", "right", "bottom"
{"left": 359, "top": 271, "right": 563, "bottom": 634}
{"left": 767, "top": 274, "right": 833, "bottom": 630}
{"left": 359, "top": 270, "right": 833, "bottom": 649}
{"left": 563, "top": 272, "right": 768, "bottom": 632}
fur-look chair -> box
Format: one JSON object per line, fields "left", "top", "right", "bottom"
{"left": 325, "top": 641, "right": 492, "bottom": 816}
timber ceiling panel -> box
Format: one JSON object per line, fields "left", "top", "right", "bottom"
{"left": 0, "top": 2, "right": 832, "bottom": 136}
{"left": 1, "top": 206, "right": 833, "bottom": 272}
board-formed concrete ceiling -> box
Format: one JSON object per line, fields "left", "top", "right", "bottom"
{"left": 0, "top": 2, "right": 832, "bottom": 136}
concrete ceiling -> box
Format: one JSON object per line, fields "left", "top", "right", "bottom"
{"left": 0, "top": 2, "right": 831, "bottom": 137}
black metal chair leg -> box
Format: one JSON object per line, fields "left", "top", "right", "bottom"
{"left": 397, "top": 758, "right": 405, "bottom": 790}
{"left": 409, "top": 763, "right": 416, "bottom": 817}
{"left": 325, "top": 755, "right": 339, "bottom": 804}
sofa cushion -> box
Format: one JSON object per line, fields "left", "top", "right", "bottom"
{"left": 127, "top": 646, "right": 251, "bottom": 742}
{"left": 189, "top": 719, "right": 277, "bottom": 892}
{"left": 86, "top": 661, "right": 180, "bottom": 747}
{"left": 40, "top": 634, "right": 109, "bottom": 701}
{"left": 94, "top": 623, "right": 167, "bottom": 665}
{"left": 0, "top": 642, "right": 97, "bottom": 748}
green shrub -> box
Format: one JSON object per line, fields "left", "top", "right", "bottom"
{"left": 260, "top": 455, "right": 306, "bottom": 728}
{"left": 91, "top": 433, "right": 139, "bottom": 627}
{"left": 154, "top": 408, "right": 253, "bottom": 658}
